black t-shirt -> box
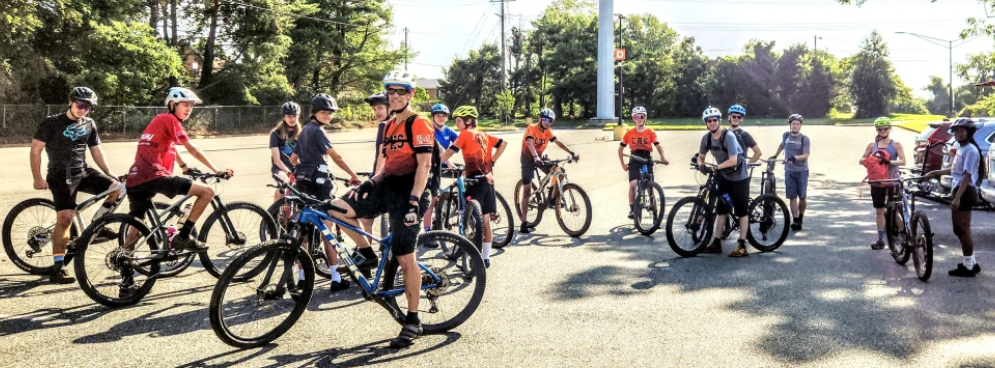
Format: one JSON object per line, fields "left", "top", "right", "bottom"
{"left": 292, "top": 121, "right": 332, "bottom": 169}
{"left": 372, "top": 120, "right": 387, "bottom": 172}
{"left": 269, "top": 131, "right": 297, "bottom": 173}
{"left": 736, "top": 129, "right": 758, "bottom": 150}
{"left": 33, "top": 113, "right": 101, "bottom": 173}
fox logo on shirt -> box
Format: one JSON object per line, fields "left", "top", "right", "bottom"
{"left": 62, "top": 123, "right": 88, "bottom": 141}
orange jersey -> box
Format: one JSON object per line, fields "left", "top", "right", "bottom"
{"left": 452, "top": 129, "right": 504, "bottom": 175}
{"left": 382, "top": 115, "right": 435, "bottom": 176}
{"left": 521, "top": 123, "right": 556, "bottom": 157}
{"left": 621, "top": 128, "right": 659, "bottom": 153}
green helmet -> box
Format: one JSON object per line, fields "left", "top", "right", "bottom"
{"left": 452, "top": 105, "right": 479, "bottom": 119}
{"left": 873, "top": 117, "right": 892, "bottom": 127}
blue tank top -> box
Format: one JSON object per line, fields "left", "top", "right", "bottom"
{"left": 875, "top": 139, "right": 899, "bottom": 178}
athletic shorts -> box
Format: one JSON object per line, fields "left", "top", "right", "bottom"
{"left": 48, "top": 167, "right": 116, "bottom": 211}
{"left": 295, "top": 176, "right": 334, "bottom": 201}
{"left": 870, "top": 185, "right": 896, "bottom": 209}
{"left": 465, "top": 180, "right": 497, "bottom": 215}
{"left": 784, "top": 170, "right": 809, "bottom": 199}
{"left": 127, "top": 176, "right": 193, "bottom": 217}
{"left": 956, "top": 186, "right": 978, "bottom": 212}
{"left": 716, "top": 176, "right": 750, "bottom": 217}
{"left": 628, "top": 152, "right": 654, "bottom": 182}
{"left": 521, "top": 155, "right": 552, "bottom": 183}
{"left": 341, "top": 175, "right": 431, "bottom": 256}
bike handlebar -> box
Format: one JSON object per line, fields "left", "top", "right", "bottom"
{"left": 623, "top": 154, "right": 667, "bottom": 165}
{"left": 184, "top": 169, "right": 231, "bottom": 182}
{"left": 269, "top": 173, "right": 348, "bottom": 214}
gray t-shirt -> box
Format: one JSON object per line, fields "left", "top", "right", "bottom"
{"left": 951, "top": 142, "right": 981, "bottom": 188}
{"left": 293, "top": 121, "right": 332, "bottom": 167}
{"left": 781, "top": 132, "right": 810, "bottom": 172}
{"left": 699, "top": 130, "right": 749, "bottom": 182}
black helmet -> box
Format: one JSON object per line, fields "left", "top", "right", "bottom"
{"left": 364, "top": 91, "right": 389, "bottom": 107}
{"left": 69, "top": 87, "right": 98, "bottom": 106}
{"left": 949, "top": 117, "right": 977, "bottom": 132}
{"left": 282, "top": 102, "right": 301, "bottom": 115}
{"left": 311, "top": 93, "right": 338, "bottom": 112}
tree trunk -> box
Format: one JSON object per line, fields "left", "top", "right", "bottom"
{"left": 161, "top": 1, "right": 170, "bottom": 41}
{"left": 170, "top": 0, "right": 178, "bottom": 47}
{"left": 149, "top": 0, "right": 159, "bottom": 37}
{"left": 199, "top": 0, "right": 220, "bottom": 89}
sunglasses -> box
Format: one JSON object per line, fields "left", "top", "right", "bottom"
{"left": 730, "top": 115, "right": 743, "bottom": 120}
{"left": 540, "top": 117, "right": 553, "bottom": 123}
{"left": 74, "top": 102, "right": 92, "bottom": 111}
{"left": 877, "top": 127, "right": 890, "bottom": 132}
{"left": 705, "top": 118, "right": 720, "bottom": 123}
{"left": 386, "top": 89, "right": 409, "bottom": 96}
{"left": 633, "top": 115, "right": 646, "bottom": 120}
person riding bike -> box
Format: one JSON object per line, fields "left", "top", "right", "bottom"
{"left": 361, "top": 91, "right": 392, "bottom": 235}
{"left": 439, "top": 106, "right": 508, "bottom": 268}
{"left": 325, "top": 70, "right": 435, "bottom": 348}
{"left": 859, "top": 117, "right": 907, "bottom": 250}
{"left": 422, "top": 103, "right": 458, "bottom": 247}
{"left": 771, "top": 114, "right": 811, "bottom": 231}
{"left": 696, "top": 107, "right": 751, "bottom": 257}
{"left": 30, "top": 87, "right": 122, "bottom": 284}
{"left": 289, "top": 93, "right": 363, "bottom": 292}
{"left": 617, "top": 106, "right": 669, "bottom": 219}
{"left": 727, "top": 104, "right": 762, "bottom": 163}
{"left": 270, "top": 102, "right": 301, "bottom": 202}
{"left": 519, "top": 108, "right": 580, "bottom": 234}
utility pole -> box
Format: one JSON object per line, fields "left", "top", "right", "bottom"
{"left": 403, "top": 27, "right": 409, "bottom": 70}
{"left": 896, "top": 32, "right": 982, "bottom": 115}
{"left": 616, "top": 14, "right": 625, "bottom": 125}
{"left": 813, "top": 35, "right": 822, "bottom": 52}
{"left": 491, "top": 0, "right": 515, "bottom": 91}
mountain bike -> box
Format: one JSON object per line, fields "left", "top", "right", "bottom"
{"left": 72, "top": 170, "right": 278, "bottom": 307}
{"left": 624, "top": 154, "right": 667, "bottom": 235}
{"left": 209, "top": 181, "right": 485, "bottom": 348}
{"left": 716, "top": 157, "right": 781, "bottom": 240}
{"left": 666, "top": 162, "right": 790, "bottom": 257}
{"left": 514, "top": 156, "right": 592, "bottom": 237}
{"left": 436, "top": 165, "right": 514, "bottom": 249}
{"left": 868, "top": 172, "right": 933, "bottom": 281}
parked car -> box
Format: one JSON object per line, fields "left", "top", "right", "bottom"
{"left": 913, "top": 120, "right": 951, "bottom": 172}
{"left": 979, "top": 141, "right": 995, "bottom": 204}
{"left": 939, "top": 118, "right": 995, "bottom": 190}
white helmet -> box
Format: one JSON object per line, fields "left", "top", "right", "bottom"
{"left": 702, "top": 107, "right": 722, "bottom": 122}
{"left": 165, "top": 87, "right": 203, "bottom": 107}
{"left": 631, "top": 106, "right": 647, "bottom": 117}
{"left": 383, "top": 70, "right": 417, "bottom": 90}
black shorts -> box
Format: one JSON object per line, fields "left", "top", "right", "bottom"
{"left": 627, "top": 152, "right": 654, "bottom": 182}
{"left": 521, "top": 155, "right": 552, "bottom": 183}
{"left": 465, "top": 180, "right": 497, "bottom": 215}
{"left": 870, "top": 185, "right": 896, "bottom": 209}
{"left": 956, "top": 186, "right": 978, "bottom": 212}
{"left": 716, "top": 176, "right": 750, "bottom": 217}
{"left": 48, "top": 167, "right": 116, "bottom": 211}
{"left": 295, "top": 176, "right": 334, "bottom": 201}
{"left": 341, "top": 176, "right": 430, "bottom": 256}
{"left": 127, "top": 176, "right": 193, "bottom": 217}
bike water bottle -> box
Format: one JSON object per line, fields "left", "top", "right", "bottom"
{"left": 166, "top": 226, "right": 178, "bottom": 240}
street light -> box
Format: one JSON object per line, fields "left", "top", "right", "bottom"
{"left": 615, "top": 13, "right": 625, "bottom": 126}
{"left": 895, "top": 31, "right": 981, "bottom": 115}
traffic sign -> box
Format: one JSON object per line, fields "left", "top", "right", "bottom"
{"left": 614, "top": 49, "right": 626, "bottom": 61}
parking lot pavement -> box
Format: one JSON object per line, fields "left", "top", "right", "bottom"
{"left": 1, "top": 125, "right": 993, "bottom": 367}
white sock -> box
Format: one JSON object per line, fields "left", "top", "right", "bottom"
{"left": 330, "top": 264, "right": 341, "bottom": 282}
{"left": 91, "top": 204, "right": 113, "bottom": 222}
{"left": 482, "top": 242, "right": 492, "bottom": 260}
{"left": 964, "top": 255, "right": 976, "bottom": 269}
{"left": 298, "top": 268, "right": 305, "bottom": 281}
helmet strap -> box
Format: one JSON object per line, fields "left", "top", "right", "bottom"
{"left": 67, "top": 103, "right": 82, "bottom": 120}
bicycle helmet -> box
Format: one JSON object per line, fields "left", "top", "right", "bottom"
{"left": 282, "top": 102, "right": 301, "bottom": 115}
{"left": 365, "top": 91, "right": 388, "bottom": 106}
{"left": 539, "top": 108, "right": 556, "bottom": 121}
{"left": 631, "top": 106, "right": 648, "bottom": 117}
{"left": 165, "top": 87, "right": 202, "bottom": 107}
{"left": 452, "top": 106, "right": 479, "bottom": 119}
{"left": 311, "top": 93, "right": 338, "bottom": 112}
{"left": 873, "top": 117, "right": 892, "bottom": 127}
{"left": 431, "top": 103, "right": 450, "bottom": 116}
{"left": 788, "top": 114, "right": 804, "bottom": 123}
{"left": 383, "top": 70, "right": 416, "bottom": 90}
{"left": 728, "top": 104, "right": 746, "bottom": 116}
{"left": 702, "top": 107, "right": 722, "bottom": 122}
{"left": 69, "top": 87, "right": 98, "bottom": 106}
{"left": 949, "top": 117, "right": 976, "bottom": 131}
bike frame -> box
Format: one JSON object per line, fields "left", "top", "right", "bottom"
{"left": 532, "top": 160, "right": 570, "bottom": 204}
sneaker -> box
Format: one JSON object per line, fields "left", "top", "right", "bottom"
{"left": 422, "top": 237, "right": 440, "bottom": 249}
{"left": 627, "top": 210, "right": 634, "bottom": 219}
{"left": 484, "top": 259, "right": 490, "bottom": 269}
{"left": 355, "top": 253, "right": 379, "bottom": 270}
{"left": 95, "top": 227, "right": 120, "bottom": 241}
{"left": 329, "top": 279, "right": 351, "bottom": 292}
{"left": 949, "top": 263, "right": 980, "bottom": 278}
{"left": 50, "top": 268, "right": 75, "bottom": 284}
{"left": 119, "top": 283, "right": 140, "bottom": 299}
{"left": 389, "top": 323, "right": 423, "bottom": 349}
{"left": 871, "top": 240, "right": 885, "bottom": 250}
{"left": 702, "top": 238, "right": 723, "bottom": 254}
{"left": 172, "top": 236, "right": 209, "bottom": 252}
{"left": 790, "top": 221, "right": 802, "bottom": 231}
{"left": 519, "top": 223, "right": 532, "bottom": 234}
{"left": 729, "top": 242, "right": 749, "bottom": 258}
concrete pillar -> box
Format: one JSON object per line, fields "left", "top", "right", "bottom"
{"left": 593, "top": 0, "right": 616, "bottom": 126}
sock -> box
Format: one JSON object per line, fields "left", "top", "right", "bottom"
{"left": 482, "top": 242, "right": 492, "bottom": 260}
{"left": 178, "top": 220, "right": 196, "bottom": 239}
{"left": 92, "top": 202, "right": 114, "bottom": 222}
{"left": 737, "top": 239, "right": 746, "bottom": 247}
{"left": 798, "top": 214, "right": 804, "bottom": 222}
{"left": 405, "top": 311, "right": 420, "bottom": 325}
{"left": 965, "top": 255, "right": 976, "bottom": 269}
{"left": 877, "top": 229, "right": 885, "bottom": 241}
{"left": 793, "top": 217, "right": 800, "bottom": 224}
{"left": 359, "top": 247, "right": 377, "bottom": 260}
{"left": 629, "top": 204, "right": 635, "bottom": 212}
{"left": 424, "top": 226, "right": 431, "bottom": 232}
{"left": 330, "top": 264, "right": 341, "bottom": 282}
{"left": 53, "top": 254, "right": 65, "bottom": 270}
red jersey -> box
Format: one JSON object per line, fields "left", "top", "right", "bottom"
{"left": 521, "top": 123, "right": 556, "bottom": 158}
{"left": 127, "top": 113, "right": 190, "bottom": 187}
{"left": 621, "top": 128, "right": 659, "bottom": 153}
{"left": 382, "top": 115, "right": 435, "bottom": 176}
{"left": 452, "top": 129, "right": 503, "bottom": 175}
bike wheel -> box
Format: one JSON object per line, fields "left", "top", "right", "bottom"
{"left": 209, "top": 240, "right": 315, "bottom": 348}
{"left": 491, "top": 192, "right": 515, "bottom": 249}
{"left": 73, "top": 214, "right": 160, "bottom": 308}
{"left": 555, "top": 183, "right": 592, "bottom": 237}
{"left": 139, "top": 201, "right": 196, "bottom": 278}
{"left": 745, "top": 194, "right": 790, "bottom": 252}
{"left": 885, "top": 202, "right": 911, "bottom": 265}
{"left": 911, "top": 211, "right": 933, "bottom": 281}
{"left": 666, "top": 197, "right": 712, "bottom": 257}
{"left": 308, "top": 230, "right": 332, "bottom": 279}
{"left": 383, "top": 231, "right": 486, "bottom": 334}
{"left": 266, "top": 197, "right": 302, "bottom": 235}
{"left": 2, "top": 198, "right": 77, "bottom": 274}
{"left": 200, "top": 202, "right": 279, "bottom": 279}
{"left": 514, "top": 179, "right": 544, "bottom": 227}
{"left": 442, "top": 200, "right": 484, "bottom": 260}
{"left": 633, "top": 181, "right": 665, "bottom": 236}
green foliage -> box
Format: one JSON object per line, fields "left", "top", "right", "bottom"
{"left": 495, "top": 89, "right": 515, "bottom": 120}
{"left": 849, "top": 31, "right": 897, "bottom": 118}
{"left": 924, "top": 75, "right": 951, "bottom": 114}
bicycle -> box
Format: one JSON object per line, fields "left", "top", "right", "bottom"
{"left": 665, "top": 162, "right": 790, "bottom": 257}
{"left": 514, "top": 156, "right": 592, "bottom": 237}
{"left": 208, "top": 181, "right": 485, "bottom": 348}
{"left": 71, "top": 170, "right": 278, "bottom": 307}
{"left": 623, "top": 154, "right": 667, "bottom": 235}
{"left": 868, "top": 172, "right": 933, "bottom": 281}
{"left": 717, "top": 157, "right": 780, "bottom": 240}
{"left": 434, "top": 165, "right": 515, "bottom": 252}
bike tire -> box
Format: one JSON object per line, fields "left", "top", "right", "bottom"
{"left": 911, "top": 211, "right": 933, "bottom": 282}
{"left": 199, "top": 201, "right": 279, "bottom": 279}
{"left": 382, "top": 231, "right": 486, "bottom": 334}
{"left": 555, "top": 183, "right": 592, "bottom": 237}
{"left": 491, "top": 192, "right": 515, "bottom": 249}
{"left": 634, "top": 181, "right": 665, "bottom": 236}
{"left": 514, "top": 179, "right": 544, "bottom": 228}
{"left": 885, "top": 202, "right": 911, "bottom": 265}
{"left": 745, "top": 194, "right": 790, "bottom": 252}
{"left": 73, "top": 214, "right": 159, "bottom": 308}
{"left": 144, "top": 201, "right": 196, "bottom": 278}
{"left": 665, "top": 196, "right": 712, "bottom": 257}
{"left": 442, "top": 200, "right": 484, "bottom": 260}
{"left": 209, "top": 240, "right": 315, "bottom": 348}
{"left": 2, "top": 198, "right": 77, "bottom": 275}
{"left": 266, "top": 197, "right": 303, "bottom": 235}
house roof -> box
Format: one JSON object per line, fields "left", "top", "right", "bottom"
{"left": 417, "top": 78, "right": 441, "bottom": 89}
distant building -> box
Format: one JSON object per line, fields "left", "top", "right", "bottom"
{"left": 181, "top": 46, "right": 225, "bottom": 81}
{"left": 417, "top": 78, "right": 441, "bottom": 100}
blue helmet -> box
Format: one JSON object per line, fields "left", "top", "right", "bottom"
{"left": 728, "top": 104, "right": 746, "bottom": 116}
{"left": 539, "top": 108, "right": 556, "bottom": 121}
{"left": 282, "top": 102, "right": 301, "bottom": 115}
{"left": 431, "top": 103, "right": 450, "bottom": 116}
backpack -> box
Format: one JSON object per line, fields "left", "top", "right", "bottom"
{"left": 705, "top": 129, "right": 747, "bottom": 171}
{"left": 863, "top": 149, "right": 892, "bottom": 186}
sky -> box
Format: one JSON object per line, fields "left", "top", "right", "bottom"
{"left": 387, "top": 0, "right": 995, "bottom": 99}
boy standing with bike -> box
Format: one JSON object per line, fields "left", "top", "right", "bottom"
{"left": 617, "top": 106, "right": 669, "bottom": 219}
{"left": 697, "top": 107, "right": 750, "bottom": 257}
{"left": 519, "top": 108, "right": 580, "bottom": 234}
{"left": 770, "top": 114, "right": 811, "bottom": 231}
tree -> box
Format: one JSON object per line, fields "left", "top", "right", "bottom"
{"left": 439, "top": 43, "right": 502, "bottom": 116}
{"left": 924, "top": 75, "right": 951, "bottom": 114}
{"left": 495, "top": 89, "right": 515, "bottom": 123}
{"left": 849, "top": 31, "right": 897, "bottom": 117}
